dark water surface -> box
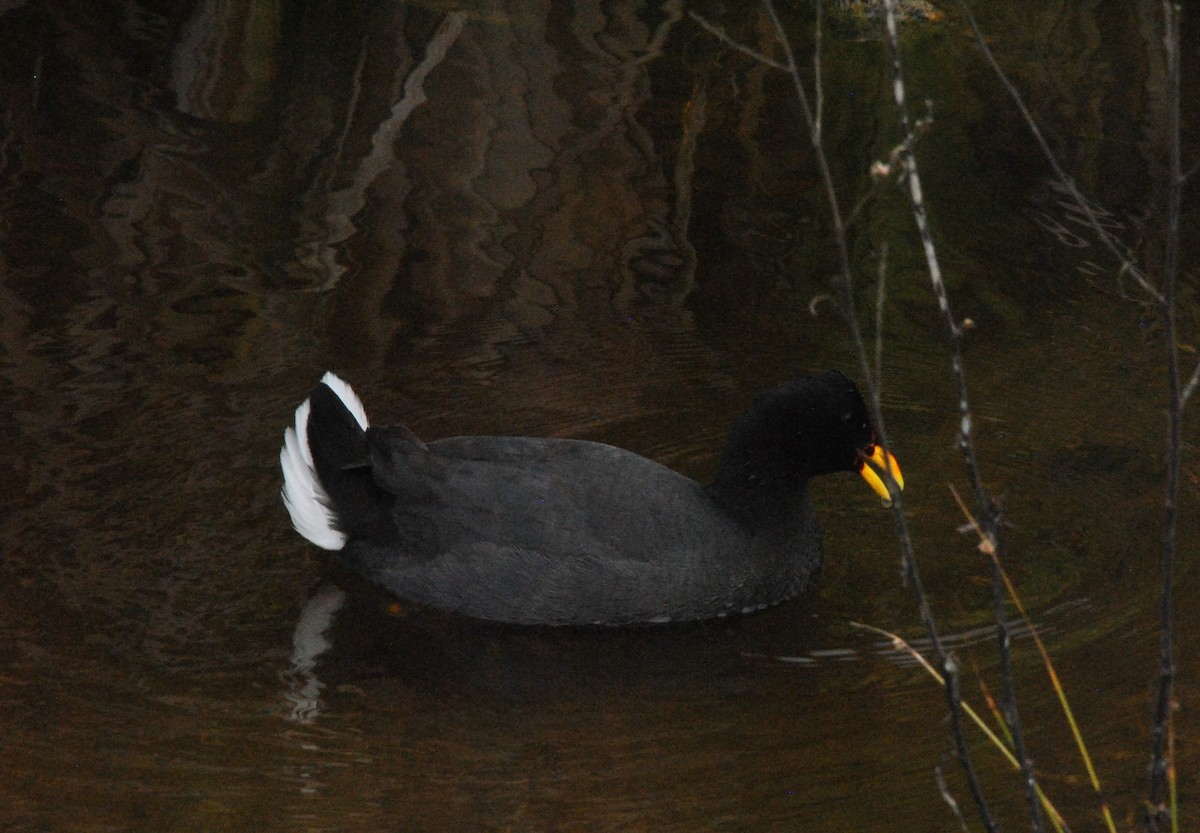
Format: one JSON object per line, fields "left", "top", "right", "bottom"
{"left": 2, "top": 1, "right": 1198, "bottom": 831}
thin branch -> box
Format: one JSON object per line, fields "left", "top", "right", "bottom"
{"left": 739, "top": 0, "right": 961, "bottom": 709}
{"left": 951, "top": 486, "right": 1117, "bottom": 833}
{"left": 990, "top": 545, "right": 1045, "bottom": 833}
{"left": 874, "top": 244, "right": 888, "bottom": 390}
{"left": 1167, "top": 702, "right": 1179, "bottom": 833}
{"left": 851, "top": 623, "right": 1014, "bottom": 759}
{"left": 880, "top": 0, "right": 1002, "bottom": 825}
{"left": 687, "top": 12, "right": 789, "bottom": 71}
{"left": 881, "top": 0, "right": 987, "bottom": 510}
{"left": 1147, "top": 0, "right": 1182, "bottom": 824}
{"left": 953, "top": 0, "right": 1163, "bottom": 304}
{"left": 943, "top": 655, "right": 999, "bottom": 833}
{"left": 1180, "top": 358, "right": 1200, "bottom": 407}
{"left": 853, "top": 621, "right": 1072, "bottom": 832}
{"left": 935, "top": 764, "right": 971, "bottom": 833}
{"left": 758, "top": 0, "right": 996, "bottom": 822}
{"left": 847, "top": 112, "right": 933, "bottom": 228}
{"left": 762, "top": 1, "right": 821, "bottom": 154}
{"left": 813, "top": 0, "right": 824, "bottom": 142}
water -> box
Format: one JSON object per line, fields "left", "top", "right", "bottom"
{"left": 1, "top": 1, "right": 1196, "bottom": 830}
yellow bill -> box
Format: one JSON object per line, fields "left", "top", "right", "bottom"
{"left": 859, "top": 445, "right": 904, "bottom": 507}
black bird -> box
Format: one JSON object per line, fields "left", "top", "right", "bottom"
{"left": 280, "top": 371, "right": 902, "bottom": 626}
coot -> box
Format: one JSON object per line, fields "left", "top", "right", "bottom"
{"left": 280, "top": 371, "right": 901, "bottom": 625}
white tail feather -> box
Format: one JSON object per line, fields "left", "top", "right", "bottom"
{"left": 280, "top": 373, "right": 371, "bottom": 550}
{"left": 319, "top": 371, "right": 369, "bottom": 430}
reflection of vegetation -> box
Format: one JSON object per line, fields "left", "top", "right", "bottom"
{"left": 694, "top": 1, "right": 1190, "bottom": 831}
{"left": 829, "top": 0, "right": 945, "bottom": 26}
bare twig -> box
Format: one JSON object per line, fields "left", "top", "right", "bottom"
{"left": 943, "top": 653, "right": 999, "bottom": 833}
{"left": 753, "top": 0, "right": 953, "bottom": 682}
{"left": 880, "top": 0, "right": 987, "bottom": 514}
{"left": 1147, "top": 1, "right": 1182, "bottom": 825}
{"left": 846, "top": 112, "right": 933, "bottom": 228}
{"left": 989, "top": 542, "right": 1045, "bottom": 833}
{"left": 950, "top": 1, "right": 1185, "bottom": 827}
{"left": 951, "top": 486, "right": 1117, "bottom": 833}
{"left": 879, "top": 0, "right": 1018, "bottom": 826}
{"left": 949, "top": 483, "right": 1045, "bottom": 832}
{"left": 693, "top": 3, "right": 997, "bottom": 825}
{"left": 851, "top": 622, "right": 1011, "bottom": 755}
{"left": 1167, "top": 701, "right": 1179, "bottom": 833}
{"left": 813, "top": 0, "right": 824, "bottom": 141}
{"left": 687, "top": 12, "right": 789, "bottom": 71}
{"left": 935, "top": 763, "right": 971, "bottom": 833}
{"left": 851, "top": 621, "right": 1071, "bottom": 831}
{"left": 695, "top": 5, "right": 1189, "bottom": 830}
{"left": 1180, "top": 358, "right": 1200, "bottom": 407}
{"left": 874, "top": 244, "right": 888, "bottom": 390}
{"left": 953, "top": 0, "right": 1162, "bottom": 303}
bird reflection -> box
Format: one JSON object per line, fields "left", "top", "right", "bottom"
{"left": 281, "top": 574, "right": 774, "bottom": 722}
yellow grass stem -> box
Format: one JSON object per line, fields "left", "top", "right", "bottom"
{"left": 948, "top": 485, "right": 1117, "bottom": 833}
{"left": 971, "top": 667, "right": 1013, "bottom": 749}
{"left": 849, "top": 621, "right": 1068, "bottom": 832}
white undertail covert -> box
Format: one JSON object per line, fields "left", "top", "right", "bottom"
{"left": 280, "top": 372, "right": 370, "bottom": 550}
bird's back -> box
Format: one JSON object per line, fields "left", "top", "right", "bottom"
{"left": 340, "top": 432, "right": 820, "bottom": 624}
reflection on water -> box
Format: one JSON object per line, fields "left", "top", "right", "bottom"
{"left": 285, "top": 583, "right": 347, "bottom": 724}
{"left": 759, "top": 597, "right": 1094, "bottom": 669}
{"left": 1, "top": 0, "right": 1196, "bottom": 831}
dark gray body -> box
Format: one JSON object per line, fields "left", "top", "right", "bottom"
{"left": 339, "top": 434, "right": 821, "bottom": 626}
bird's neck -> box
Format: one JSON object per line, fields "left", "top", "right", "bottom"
{"left": 708, "top": 466, "right": 809, "bottom": 529}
